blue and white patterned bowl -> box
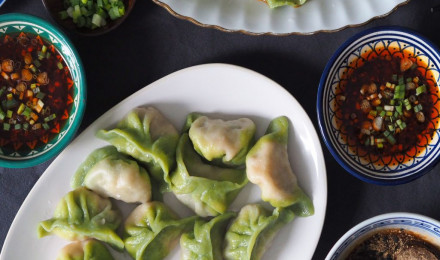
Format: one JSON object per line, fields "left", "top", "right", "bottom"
{"left": 317, "top": 26, "right": 440, "bottom": 185}
{"left": 325, "top": 213, "right": 440, "bottom": 260}
{"left": 0, "top": 13, "right": 86, "bottom": 168}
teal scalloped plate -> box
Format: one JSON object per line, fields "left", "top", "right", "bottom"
{"left": 0, "top": 13, "right": 86, "bottom": 168}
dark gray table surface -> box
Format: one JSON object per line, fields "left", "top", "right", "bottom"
{"left": 1, "top": 0, "right": 440, "bottom": 259}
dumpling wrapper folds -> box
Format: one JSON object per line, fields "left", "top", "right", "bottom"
{"left": 96, "top": 106, "right": 179, "bottom": 185}
{"left": 37, "top": 187, "right": 124, "bottom": 250}
{"left": 180, "top": 212, "right": 236, "bottom": 260}
{"left": 123, "top": 201, "right": 199, "bottom": 260}
{"left": 56, "top": 239, "right": 114, "bottom": 260}
{"left": 223, "top": 204, "right": 295, "bottom": 260}
{"left": 72, "top": 146, "right": 152, "bottom": 204}
{"left": 246, "top": 116, "right": 314, "bottom": 215}
{"left": 170, "top": 133, "right": 248, "bottom": 217}
{"left": 185, "top": 113, "right": 256, "bottom": 167}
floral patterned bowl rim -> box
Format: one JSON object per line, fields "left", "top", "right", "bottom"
{"left": 317, "top": 26, "right": 440, "bottom": 185}
{"left": 0, "top": 13, "right": 86, "bottom": 168}
{"left": 325, "top": 212, "right": 440, "bottom": 260}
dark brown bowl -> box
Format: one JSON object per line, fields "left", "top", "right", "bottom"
{"left": 42, "top": 0, "right": 136, "bottom": 36}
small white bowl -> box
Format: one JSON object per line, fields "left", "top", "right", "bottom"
{"left": 326, "top": 212, "right": 440, "bottom": 260}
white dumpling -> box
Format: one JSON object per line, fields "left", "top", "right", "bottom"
{"left": 246, "top": 116, "right": 311, "bottom": 209}
{"left": 137, "top": 106, "right": 178, "bottom": 140}
{"left": 84, "top": 157, "right": 151, "bottom": 203}
{"left": 189, "top": 116, "right": 256, "bottom": 163}
{"left": 246, "top": 140, "right": 298, "bottom": 206}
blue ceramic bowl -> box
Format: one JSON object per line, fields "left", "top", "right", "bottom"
{"left": 0, "top": 13, "right": 86, "bottom": 168}
{"left": 317, "top": 26, "right": 440, "bottom": 185}
{"left": 325, "top": 213, "right": 440, "bottom": 260}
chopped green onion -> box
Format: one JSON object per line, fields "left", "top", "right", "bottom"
{"left": 92, "top": 13, "right": 104, "bottom": 27}
{"left": 416, "top": 85, "right": 427, "bottom": 96}
{"left": 73, "top": 5, "right": 82, "bottom": 21}
{"left": 384, "top": 130, "right": 397, "bottom": 145}
{"left": 33, "top": 59, "right": 41, "bottom": 67}
{"left": 57, "top": 62, "right": 64, "bottom": 70}
{"left": 38, "top": 51, "right": 45, "bottom": 60}
{"left": 77, "top": 16, "right": 86, "bottom": 27}
{"left": 14, "top": 124, "right": 21, "bottom": 130}
{"left": 42, "top": 123, "right": 50, "bottom": 130}
{"left": 4, "top": 99, "right": 18, "bottom": 109}
{"left": 23, "top": 123, "right": 29, "bottom": 131}
{"left": 44, "top": 114, "right": 57, "bottom": 122}
{"left": 384, "top": 105, "right": 394, "bottom": 111}
{"left": 108, "top": 6, "right": 121, "bottom": 20}
{"left": 22, "top": 107, "right": 31, "bottom": 118}
{"left": 396, "top": 104, "right": 403, "bottom": 115}
{"left": 17, "top": 103, "right": 25, "bottom": 115}
{"left": 0, "top": 110, "right": 5, "bottom": 121}
{"left": 388, "top": 124, "right": 395, "bottom": 131}
{"left": 398, "top": 75, "right": 405, "bottom": 86}
{"left": 396, "top": 119, "right": 407, "bottom": 130}
{"left": 3, "top": 123, "right": 10, "bottom": 131}
{"left": 414, "top": 104, "right": 423, "bottom": 113}
{"left": 41, "top": 45, "right": 47, "bottom": 54}
{"left": 393, "top": 84, "right": 405, "bottom": 99}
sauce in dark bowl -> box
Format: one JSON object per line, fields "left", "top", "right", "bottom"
{"left": 335, "top": 49, "right": 440, "bottom": 167}
{"left": 0, "top": 32, "right": 73, "bottom": 154}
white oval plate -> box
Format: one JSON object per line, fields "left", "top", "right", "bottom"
{"left": 153, "top": 0, "right": 409, "bottom": 35}
{"left": 1, "top": 64, "right": 327, "bottom": 260}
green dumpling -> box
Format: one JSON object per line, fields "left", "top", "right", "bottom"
{"left": 96, "top": 106, "right": 179, "bottom": 184}
{"left": 123, "top": 201, "right": 199, "bottom": 260}
{"left": 56, "top": 240, "right": 114, "bottom": 260}
{"left": 72, "top": 146, "right": 152, "bottom": 203}
{"left": 170, "top": 133, "right": 248, "bottom": 217}
{"left": 223, "top": 204, "right": 295, "bottom": 260}
{"left": 246, "top": 116, "right": 314, "bottom": 215}
{"left": 181, "top": 212, "right": 236, "bottom": 260}
{"left": 37, "top": 187, "right": 123, "bottom": 250}
{"left": 185, "top": 113, "right": 256, "bottom": 167}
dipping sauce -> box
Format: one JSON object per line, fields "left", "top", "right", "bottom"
{"left": 346, "top": 228, "right": 440, "bottom": 260}
{"left": 336, "top": 50, "right": 439, "bottom": 165}
{"left": 0, "top": 32, "right": 73, "bottom": 153}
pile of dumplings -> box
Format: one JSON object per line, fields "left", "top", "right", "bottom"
{"left": 37, "top": 106, "right": 314, "bottom": 260}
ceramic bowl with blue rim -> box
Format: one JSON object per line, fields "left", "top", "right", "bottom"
{"left": 317, "top": 26, "right": 440, "bottom": 185}
{"left": 0, "top": 13, "right": 86, "bottom": 168}
{"left": 325, "top": 212, "right": 440, "bottom": 259}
